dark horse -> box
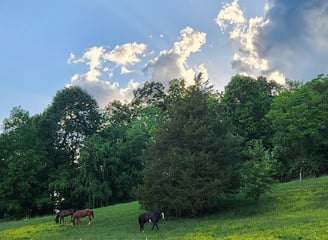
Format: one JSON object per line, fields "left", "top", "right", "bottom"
{"left": 55, "top": 208, "right": 75, "bottom": 224}
{"left": 138, "top": 212, "right": 165, "bottom": 231}
{"left": 71, "top": 209, "right": 94, "bottom": 226}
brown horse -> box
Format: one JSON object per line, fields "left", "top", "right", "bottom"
{"left": 55, "top": 208, "right": 75, "bottom": 224}
{"left": 71, "top": 209, "right": 94, "bottom": 226}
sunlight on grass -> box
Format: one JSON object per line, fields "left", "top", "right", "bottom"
{"left": 0, "top": 222, "right": 56, "bottom": 240}
{"left": 0, "top": 177, "right": 328, "bottom": 239}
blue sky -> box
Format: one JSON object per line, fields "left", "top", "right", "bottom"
{"left": 1, "top": 0, "right": 328, "bottom": 125}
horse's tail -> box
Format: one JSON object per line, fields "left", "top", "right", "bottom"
{"left": 91, "top": 210, "right": 95, "bottom": 219}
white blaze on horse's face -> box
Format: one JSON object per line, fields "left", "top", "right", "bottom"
{"left": 161, "top": 212, "right": 165, "bottom": 219}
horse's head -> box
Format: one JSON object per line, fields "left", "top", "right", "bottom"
{"left": 161, "top": 212, "right": 165, "bottom": 219}
{"left": 71, "top": 217, "right": 75, "bottom": 226}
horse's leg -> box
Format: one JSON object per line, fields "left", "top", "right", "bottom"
{"left": 140, "top": 223, "right": 144, "bottom": 232}
{"left": 88, "top": 215, "right": 91, "bottom": 225}
{"left": 152, "top": 223, "right": 159, "bottom": 231}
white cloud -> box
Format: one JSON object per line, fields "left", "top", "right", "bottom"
{"left": 120, "top": 66, "right": 133, "bottom": 74}
{"left": 68, "top": 46, "right": 105, "bottom": 82}
{"left": 104, "top": 42, "right": 147, "bottom": 66}
{"left": 217, "top": 0, "right": 328, "bottom": 83}
{"left": 68, "top": 75, "right": 141, "bottom": 107}
{"left": 216, "top": 0, "right": 285, "bottom": 83}
{"left": 67, "top": 44, "right": 146, "bottom": 107}
{"left": 215, "top": 0, "right": 246, "bottom": 31}
{"left": 143, "top": 26, "right": 207, "bottom": 88}
{"left": 68, "top": 27, "right": 208, "bottom": 107}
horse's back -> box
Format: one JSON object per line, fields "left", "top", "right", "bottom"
{"left": 150, "top": 212, "right": 163, "bottom": 222}
{"left": 73, "top": 208, "right": 94, "bottom": 217}
{"left": 139, "top": 213, "right": 149, "bottom": 219}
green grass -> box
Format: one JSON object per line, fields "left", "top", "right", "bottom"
{"left": 1, "top": 176, "right": 328, "bottom": 239}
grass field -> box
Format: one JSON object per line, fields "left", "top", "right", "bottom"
{"left": 0, "top": 176, "right": 328, "bottom": 240}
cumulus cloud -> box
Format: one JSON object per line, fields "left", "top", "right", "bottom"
{"left": 143, "top": 26, "right": 207, "bottom": 88}
{"left": 67, "top": 43, "right": 146, "bottom": 107}
{"left": 69, "top": 76, "right": 140, "bottom": 107}
{"left": 216, "top": 0, "right": 328, "bottom": 83}
{"left": 68, "top": 27, "right": 208, "bottom": 107}
{"left": 216, "top": 0, "right": 246, "bottom": 32}
{"left": 68, "top": 46, "right": 105, "bottom": 82}
{"left": 216, "top": 0, "right": 283, "bottom": 82}
{"left": 104, "top": 43, "right": 147, "bottom": 73}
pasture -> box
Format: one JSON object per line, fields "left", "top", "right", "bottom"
{"left": 0, "top": 176, "right": 328, "bottom": 239}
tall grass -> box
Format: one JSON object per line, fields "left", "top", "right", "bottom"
{"left": 0, "top": 176, "right": 328, "bottom": 239}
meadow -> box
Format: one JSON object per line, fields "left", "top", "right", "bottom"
{"left": 0, "top": 176, "right": 328, "bottom": 240}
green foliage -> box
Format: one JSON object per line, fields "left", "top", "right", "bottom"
{"left": 0, "top": 113, "right": 50, "bottom": 218}
{"left": 221, "top": 75, "right": 280, "bottom": 147}
{"left": 132, "top": 81, "right": 166, "bottom": 110}
{"left": 137, "top": 77, "right": 241, "bottom": 217}
{"left": 72, "top": 134, "right": 112, "bottom": 208}
{"left": 240, "top": 140, "right": 277, "bottom": 201}
{"left": 267, "top": 74, "right": 328, "bottom": 180}
{"left": 1, "top": 177, "right": 328, "bottom": 239}
{"left": 75, "top": 97, "right": 163, "bottom": 206}
{"left": 41, "top": 86, "right": 101, "bottom": 208}
{"left": 2, "top": 107, "right": 30, "bottom": 133}
{"left": 2, "top": 72, "right": 328, "bottom": 219}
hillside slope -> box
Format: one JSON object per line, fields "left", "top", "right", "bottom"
{"left": 0, "top": 176, "right": 327, "bottom": 239}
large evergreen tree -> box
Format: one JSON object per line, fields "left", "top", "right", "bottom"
{"left": 136, "top": 75, "right": 241, "bottom": 217}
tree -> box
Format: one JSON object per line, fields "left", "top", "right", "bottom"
{"left": 2, "top": 107, "right": 30, "bottom": 133}
{"left": 73, "top": 134, "right": 112, "bottom": 208}
{"left": 132, "top": 81, "right": 166, "bottom": 110}
{"left": 267, "top": 75, "right": 328, "bottom": 180}
{"left": 0, "top": 110, "right": 51, "bottom": 218}
{"left": 98, "top": 100, "right": 163, "bottom": 204}
{"left": 240, "top": 140, "right": 276, "bottom": 202}
{"left": 41, "top": 86, "right": 101, "bottom": 208}
{"left": 136, "top": 76, "right": 242, "bottom": 217}
{"left": 221, "top": 75, "right": 280, "bottom": 147}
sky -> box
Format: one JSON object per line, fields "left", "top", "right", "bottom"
{"left": 1, "top": 0, "right": 328, "bottom": 125}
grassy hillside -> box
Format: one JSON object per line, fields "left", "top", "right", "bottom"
{"left": 0, "top": 176, "right": 328, "bottom": 240}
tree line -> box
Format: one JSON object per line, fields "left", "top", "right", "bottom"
{"left": 0, "top": 74, "right": 327, "bottom": 219}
